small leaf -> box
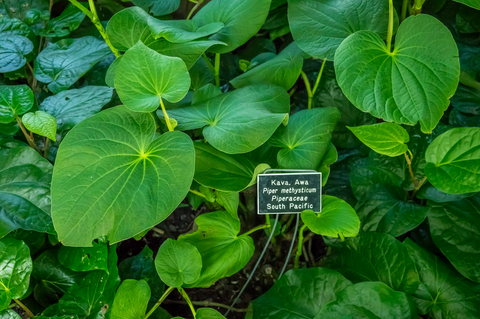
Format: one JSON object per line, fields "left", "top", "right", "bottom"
{"left": 0, "top": 236, "right": 32, "bottom": 311}
{"left": 425, "top": 127, "right": 480, "bottom": 194}
{"left": 178, "top": 211, "right": 254, "bottom": 288}
{"left": 110, "top": 279, "right": 150, "bottom": 319}
{"left": 155, "top": 238, "right": 202, "bottom": 288}
{"left": 115, "top": 41, "right": 190, "bottom": 112}
{"left": 301, "top": 195, "right": 359, "bottom": 238}
{"left": 22, "top": 111, "right": 57, "bottom": 141}
{"left": 0, "top": 309, "right": 21, "bottom": 319}
{"left": 0, "top": 85, "right": 33, "bottom": 123}
{"left": 34, "top": 37, "right": 111, "bottom": 93}
{"left": 215, "top": 191, "right": 239, "bottom": 217}
{"left": 39, "top": 4, "right": 86, "bottom": 37}
{"left": 197, "top": 308, "right": 226, "bottom": 319}
{"left": 132, "top": 0, "right": 180, "bottom": 16}
{"left": 164, "top": 85, "right": 289, "bottom": 154}
{"left": 0, "top": 35, "right": 33, "bottom": 73}
{"left": 348, "top": 123, "right": 409, "bottom": 157}
{"left": 148, "top": 18, "right": 224, "bottom": 43}
{"left": 58, "top": 241, "right": 109, "bottom": 273}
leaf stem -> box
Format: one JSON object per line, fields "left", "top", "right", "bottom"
{"left": 311, "top": 58, "right": 327, "bottom": 97}
{"left": 412, "top": 176, "right": 427, "bottom": 199}
{"left": 14, "top": 299, "right": 34, "bottom": 318}
{"left": 44, "top": 137, "right": 50, "bottom": 159}
{"left": 15, "top": 116, "right": 37, "bottom": 150}
{"left": 300, "top": 71, "right": 313, "bottom": 109}
{"left": 164, "top": 299, "right": 250, "bottom": 312}
{"left": 404, "top": 151, "right": 417, "bottom": 188}
{"left": 401, "top": 0, "right": 408, "bottom": 22}
{"left": 202, "top": 53, "right": 215, "bottom": 73}
{"left": 144, "top": 286, "right": 175, "bottom": 319}
{"left": 159, "top": 97, "right": 174, "bottom": 132}
{"left": 178, "top": 287, "right": 196, "bottom": 318}
{"left": 214, "top": 53, "right": 221, "bottom": 87}
{"left": 186, "top": 0, "right": 203, "bottom": 20}
{"left": 189, "top": 189, "right": 207, "bottom": 199}
{"left": 387, "top": 0, "right": 394, "bottom": 53}
{"left": 265, "top": 214, "right": 276, "bottom": 244}
{"left": 242, "top": 224, "right": 270, "bottom": 237}
{"left": 294, "top": 224, "right": 308, "bottom": 268}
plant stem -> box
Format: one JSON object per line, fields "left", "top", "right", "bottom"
{"left": 404, "top": 151, "right": 417, "bottom": 188}
{"left": 300, "top": 71, "right": 313, "bottom": 109}
{"left": 144, "top": 286, "right": 175, "bottom": 319}
{"left": 411, "top": 176, "right": 427, "bottom": 199}
{"left": 15, "top": 116, "right": 37, "bottom": 150}
{"left": 238, "top": 200, "right": 248, "bottom": 213}
{"left": 186, "top": 0, "right": 203, "bottom": 20}
{"left": 49, "top": 0, "right": 53, "bottom": 12}
{"left": 387, "top": 0, "right": 394, "bottom": 53}
{"left": 164, "top": 299, "right": 250, "bottom": 312}
{"left": 311, "top": 58, "right": 327, "bottom": 97}
{"left": 189, "top": 189, "right": 207, "bottom": 199}
{"left": 265, "top": 214, "right": 276, "bottom": 244}
{"left": 178, "top": 287, "right": 196, "bottom": 318}
{"left": 14, "top": 299, "right": 34, "bottom": 318}
{"left": 401, "top": 0, "right": 408, "bottom": 22}
{"left": 69, "top": 0, "right": 121, "bottom": 58}
{"left": 214, "top": 53, "right": 221, "bottom": 87}
{"left": 294, "top": 224, "right": 308, "bottom": 268}
{"left": 202, "top": 53, "right": 215, "bottom": 72}
{"left": 159, "top": 97, "right": 174, "bottom": 132}
{"left": 44, "top": 138, "right": 50, "bottom": 159}
{"left": 242, "top": 224, "right": 270, "bottom": 236}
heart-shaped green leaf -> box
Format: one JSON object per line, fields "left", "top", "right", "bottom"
{"left": 164, "top": 85, "right": 289, "bottom": 154}
{"left": 288, "top": 0, "right": 397, "bottom": 60}
{"left": 115, "top": 41, "right": 190, "bottom": 112}
{"left": 192, "top": 0, "right": 271, "bottom": 53}
{"left": 51, "top": 106, "right": 195, "bottom": 247}
{"left": 194, "top": 142, "right": 270, "bottom": 192}
{"left": 301, "top": 195, "right": 360, "bottom": 238}
{"left": 22, "top": 111, "right": 57, "bottom": 141}
{"left": 148, "top": 18, "right": 224, "bottom": 43}
{"left": 230, "top": 42, "right": 305, "bottom": 90}
{"left": 0, "top": 236, "right": 32, "bottom": 311}
{"left": 324, "top": 232, "right": 420, "bottom": 294}
{"left": 335, "top": 14, "right": 460, "bottom": 133}
{"left": 34, "top": 37, "right": 111, "bottom": 93}
{"left": 39, "top": 86, "right": 113, "bottom": 131}
{"left": 425, "top": 127, "right": 480, "bottom": 194}
{"left": 178, "top": 211, "right": 255, "bottom": 288}
{"left": 155, "top": 238, "right": 202, "bottom": 288}
{"left": 454, "top": 0, "right": 480, "bottom": 10}
{"left": 0, "top": 146, "right": 54, "bottom": 237}
{"left": 348, "top": 122, "right": 410, "bottom": 157}
{"left": 0, "top": 35, "right": 33, "bottom": 73}
{"left": 0, "top": 85, "right": 33, "bottom": 123}
{"left": 110, "top": 279, "right": 150, "bottom": 319}
{"left": 106, "top": 7, "right": 155, "bottom": 51}
{"left": 269, "top": 107, "right": 340, "bottom": 170}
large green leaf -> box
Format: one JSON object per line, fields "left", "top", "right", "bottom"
{"left": 269, "top": 108, "right": 340, "bottom": 170}
{"left": 427, "top": 194, "right": 480, "bottom": 283}
{"left": 132, "top": 0, "right": 180, "bottom": 16}
{"left": 164, "top": 85, "right": 289, "bottom": 154}
{"left": 348, "top": 123, "right": 410, "bottom": 157}
{"left": 314, "top": 282, "right": 416, "bottom": 319}
{"left": 288, "top": 0, "right": 396, "bottom": 60}
{"left": 0, "top": 85, "right": 33, "bottom": 123}
{"left": 148, "top": 39, "right": 226, "bottom": 70}
{"left": 251, "top": 268, "right": 352, "bottom": 319}
{"left": 0, "top": 17, "right": 32, "bottom": 38}
{"left": 155, "top": 238, "right": 202, "bottom": 287}
{"left": 148, "top": 18, "right": 224, "bottom": 43}
{"left": 39, "top": 4, "right": 85, "bottom": 38}
{"left": 355, "top": 184, "right": 429, "bottom": 237}
{"left": 454, "top": 0, "right": 480, "bottom": 10}
{"left": 301, "top": 195, "right": 359, "bottom": 238}
{"left": 39, "top": 86, "right": 113, "bottom": 131}
{"left": 57, "top": 246, "right": 120, "bottom": 318}
{"left": 230, "top": 42, "right": 304, "bottom": 90}
{"left": 115, "top": 41, "right": 190, "bottom": 112}
{"left": 0, "top": 35, "right": 33, "bottom": 73}
{"left": 32, "top": 250, "right": 83, "bottom": 307}
{"left": 110, "top": 279, "right": 150, "bottom": 319}
{"left": 34, "top": 36, "right": 111, "bottom": 93}
{"left": 335, "top": 14, "right": 460, "bottom": 133}
{"left": 58, "top": 241, "right": 109, "bottom": 273}
{"left": 0, "top": 146, "right": 54, "bottom": 236}
{"left": 51, "top": 106, "right": 195, "bottom": 247}
{"left": 0, "top": 236, "right": 32, "bottom": 311}
{"left": 324, "top": 232, "right": 420, "bottom": 294}
{"left": 193, "top": 142, "right": 270, "bottom": 192}
{"left": 106, "top": 7, "right": 155, "bottom": 51}
{"left": 404, "top": 238, "right": 480, "bottom": 318}
{"left": 178, "top": 211, "right": 255, "bottom": 288}
{"left": 22, "top": 111, "right": 57, "bottom": 141}
{"left": 192, "top": 0, "right": 271, "bottom": 53}
{"left": 425, "top": 127, "right": 480, "bottom": 194}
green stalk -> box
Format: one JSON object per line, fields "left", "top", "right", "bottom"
{"left": 242, "top": 224, "right": 270, "bottom": 236}
{"left": 159, "top": 98, "right": 174, "bottom": 132}
{"left": 311, "top": 58, "right": 327, "bottom": 96}
{"left": 144, "top": 286, "right": 175, "bottom": 319}
{"left": 387, "top": 0, "right": 394, "bottom": 53}
{"left": 300, "top": 71, "right": 313, "bottom": 109}
{"left": 400, "top": 0, "right": 408, "bottom": 22}
{"left": 178, "top": 287, "right": 196, "bottom": 318}
{"left": 265, "top": 214, "right": 276, "bottom": 244}
{"left": 202, "top": 53, "right": 215, "bottom": 72}
{"left": 189, "top": 189, "right": 207, "bottom": 199}
{"left": 294, "top": 224, "right": 308, "bottom": 268}
{"left": 15, "top": 116, "right": 37, "bottom": 150}
{"left": 214, "top": 53, "right": 221, "bottom": 87}
{"left": 186, "top": 0, "right": 203, "bottom": 20}
{"left": 14, "top": 299, "right": 33, "bottom": 318}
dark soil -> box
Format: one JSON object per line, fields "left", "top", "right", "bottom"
{"left": 117, "top": 197, "right": 328, "bottom": 319}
